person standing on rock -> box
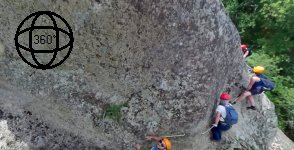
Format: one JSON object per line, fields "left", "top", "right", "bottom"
{"left": 231, "top": 66, "right": 274, "bottom": 110}
{"left": 135, "top": 134, "right": 172, "bottom": 150}
{"left": 211, "top": 93, "right": 238, "bottom": 141}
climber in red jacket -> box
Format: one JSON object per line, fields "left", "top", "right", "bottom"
{"left": 135, "top": 134, "right": 172, "bottom": 150}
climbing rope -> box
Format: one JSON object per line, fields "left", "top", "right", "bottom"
{"left": 201, "top": 125, "right": 214, "bottom": 135}
{"left": 161, "top": 134, "right": 186, "bottom": 138}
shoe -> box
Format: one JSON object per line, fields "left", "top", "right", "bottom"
{"left": 246, "top": 106, "right": 256, "bottom": 110}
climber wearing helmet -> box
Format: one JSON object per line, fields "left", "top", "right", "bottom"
{"left": 231, "top": 66, "right": 265, "bottom": 110}
{"left": 241, "top": 44, "right": 251, "bottom": 58}
{"left": 135, "top": 135, "right": 172, "bottom": 150}
{"left": 211, "top": 93, "right": 237, "bottom": 141}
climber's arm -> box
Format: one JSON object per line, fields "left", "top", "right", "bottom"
{"left": 145, "top": 135, "right": 162, "bottom": 142}
{"left": 243, "top": 50, "right": 249, "bottom": 58}
{"left": 214, "top": 111, "right": 221, "bottom": 125}
{"left": 135, "top": 144, "right": 141, "bottom": 150}
{"left": 246, "top": 76, "right": 258, "bottom": 90}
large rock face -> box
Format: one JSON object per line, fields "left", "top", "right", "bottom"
{"left": 270, "top": 129, "right": 294, "bottom": 150}
{"left": 0, "top": 0, "right": 281, "bottom": 149}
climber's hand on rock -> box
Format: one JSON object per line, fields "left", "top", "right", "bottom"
{"left": 135, "top": 144, "right": 141, "bottom": 150}
{"left": 145, "top": 136, "right": 152, "bottom": 141}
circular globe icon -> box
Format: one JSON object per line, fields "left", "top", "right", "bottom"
{"left": 14, "top": 11, "right": 74, "bottom": 70}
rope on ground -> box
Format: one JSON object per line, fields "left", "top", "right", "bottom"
{"left": 201, "top": 125, "right": 214, "bottom": 135}
{"left": 161, "top": 134, "right": 186, "bottom": 138}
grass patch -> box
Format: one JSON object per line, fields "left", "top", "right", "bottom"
{"left": 104, "top": 103, "right": 128, "bottom": 122}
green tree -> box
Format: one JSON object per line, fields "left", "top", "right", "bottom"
{"left": 222, "top": 0, "right": 294, "bottom": 139}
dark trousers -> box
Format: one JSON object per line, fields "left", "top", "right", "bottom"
{"left": 211, "top": 122, "right": 231, "bottom": 141}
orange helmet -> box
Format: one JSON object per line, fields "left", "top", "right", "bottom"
{"left": 162, "top": 138, "right": 172, "bottom": 150}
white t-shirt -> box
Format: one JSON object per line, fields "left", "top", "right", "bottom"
{"left": 216, "top": 104, "right": 232, "bottom": 120}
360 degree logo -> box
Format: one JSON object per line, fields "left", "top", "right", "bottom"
{"left": 14, "top": 11, "right": 74, "bottom": 70}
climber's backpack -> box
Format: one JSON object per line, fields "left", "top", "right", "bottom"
{"left": 257, "top": 74, "right": 275, "bottom": 91}
{"left": 247, "top": 47, "right": 252, "bottom": 57}
{"left": 242, "top": 47, "right": 252, "bottom": 57}
{"left": 224, "top": 105, "right": 238, "bottom": 126}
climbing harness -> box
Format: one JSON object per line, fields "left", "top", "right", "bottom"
{"left": 246, "top": 63, "right": 253, "bottom": 74}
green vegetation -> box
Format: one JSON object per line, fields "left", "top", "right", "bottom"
{"left": 104, "top": 103, "right": 128, "bottom": 122}
{"left": 222, "top": 0, "right": 294, "bottom": 139}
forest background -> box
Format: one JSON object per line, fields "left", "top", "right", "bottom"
{"left": 222, "top": 0, "right": 294, "bottom": 140}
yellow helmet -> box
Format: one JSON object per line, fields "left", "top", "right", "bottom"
{"left": 253, "top": 66, "right": 265, "bottom": 74}
{"left": 162, "top": 138, "right": 172, "bottom": 150}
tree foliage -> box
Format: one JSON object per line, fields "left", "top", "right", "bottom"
{"left": 222, "top": 0, "right": 294, "bottom": 139}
